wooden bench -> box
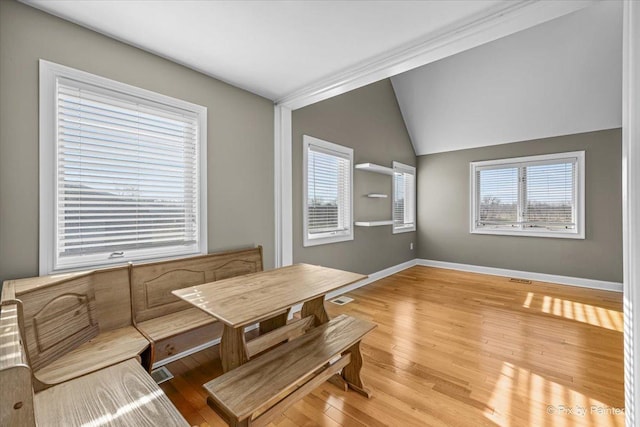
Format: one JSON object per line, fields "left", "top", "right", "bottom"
{"left": 0, "top": 301, "right": 189, "bottom": 427}
{"left": 130, "top": 246, "right": 263, "bottom": 365}
{"left": 203, "top": 314, "right": 376, "bottom": 427}
{"left": 2, "top": 266, "right": 149, "bottom": 391}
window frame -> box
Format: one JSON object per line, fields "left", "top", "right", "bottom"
{"left": 39, "top": 59, "right": 208, "bottom": 274}
{"left": 469, "top": 151, "right": 585, "bottom": 239}
{"left": 302, "top": 135, "right": 354, "bottom": 247}
{"left": 392, "top": 161, "right": 416, "bottom": 234}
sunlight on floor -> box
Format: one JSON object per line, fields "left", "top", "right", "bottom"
{"left": 523, "top": 292, "right": 534, "bottom": 308}
{"left": 485, "top": 362, "right": 625, "bottom": 427}
{"left": 530, "top": 294, "right": 622, "bottom": 332}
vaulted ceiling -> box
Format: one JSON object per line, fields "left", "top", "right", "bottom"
{"left": 391, "top": 0, "right": 622, "bottom": 155}
{"left": 23, "top": 0, "right": 621, "bottom": 155}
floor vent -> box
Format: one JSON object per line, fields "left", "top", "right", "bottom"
{"left": 151, "top": 366, "right": 174, "bottom": 384}
{"left": 509, "top": 278, "right": 532, "bottom": 284}
{"left": 330, "top": 296, "right": 354, "bottom": 306}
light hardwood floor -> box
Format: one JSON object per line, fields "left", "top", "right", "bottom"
{"left": 159, "top": 266, "right": 624, "bottom": 427}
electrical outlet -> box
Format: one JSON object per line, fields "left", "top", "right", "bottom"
{"left": 410, "top": 242, "right": 414, "bottom": 250}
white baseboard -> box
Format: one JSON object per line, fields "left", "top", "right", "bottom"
{"left": 416, "top": 259, "right": 623, "bottom": 292}
{"left": 326, "top": 258, "right": 418, "bottom": 299}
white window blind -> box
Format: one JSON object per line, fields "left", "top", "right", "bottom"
{"left": 392, "top": 162, "right": 416, "bottom": 233}
{"left": 40, "top": 61, "right": 207, "bottom": 273}
{"left": 303, "top": 135, "right": 353, "bottom": 246}
{"left": 470, "top": 151, "right": 584, "bottom": 239}
{"left": 476, "top": 166, "right": 519, "bottom": 228}
{"left": 524, "top": 162, "right": 575, "bottom": 228}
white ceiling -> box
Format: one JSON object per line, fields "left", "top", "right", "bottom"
{"left": 24, "top": 0, "right": 511, "bottom": 100}
{"left": 391, "top": 1, "right": 622, "bottom": 155}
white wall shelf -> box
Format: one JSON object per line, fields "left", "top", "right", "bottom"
{"left": 356, "top": 162, "right": 393, "bottom": 228}
{"left": 355, "top": 220, "right": 393, "bottom": 227}
{"left": 355, "top": 163, "right": 393, "bottom": 175}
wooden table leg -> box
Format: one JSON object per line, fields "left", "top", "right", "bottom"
{"left": 301, "top": 296, "right": 329, "bottom": 326}
{"left": 259, "top": 308, "right": 290, "bottom": 335}
{"left": 220, "top": 325, "right": 248, "bottom": 373}
{"left": 341, "top": 341, "right": 372, "bottom": 398}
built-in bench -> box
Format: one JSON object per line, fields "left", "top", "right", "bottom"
{"left": 0, "top": 246, "right": 263, "bottom": 389}
{"left": 2, "top": 266, "right": 149, "bottom": 391}
{"left": 130, "top": 246, "right": 263, "bottom": 365}
{"left": 0, "top": 301, "right": 189, "bottom": 427}
{"left": 204, "top": 314, "right": 376, "bottom": 427}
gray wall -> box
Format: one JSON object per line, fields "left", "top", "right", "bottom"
{"left": 292, "top": 79, "right": 416, "bottom": 275}
{"left": 0, "top": 0, "right": 275, "bottom": 282}
{"left": 417, "top": 128, "right": 623, "bottom": 282}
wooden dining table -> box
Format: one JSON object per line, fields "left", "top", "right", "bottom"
{"left": 172, "top": 263, "right": 366, "bottom": 372}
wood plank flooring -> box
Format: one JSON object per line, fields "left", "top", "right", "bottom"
{"left": 159, "top": 266, "right": 624, "bottom": 427}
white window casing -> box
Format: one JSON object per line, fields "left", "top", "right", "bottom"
{"left": 392, "top": 161, "right": 416, "bottom": 233}
{"left": 39, "top": 60, "right": 207, "bottom": 274}
{"left": 470, "top": 151, "right": 585, "bottom": 239}
{"left": 303, "top": 135, "right": 353, "bottom": 247}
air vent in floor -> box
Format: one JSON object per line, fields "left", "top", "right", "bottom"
{"left": 509, "top": 278, "right": 532, "bottom": 284}
{"left": 150, "top": 366, "right": 174, "bottom": 384}
{"left": 330, "top": 296, "right": 354, "bottom": 306}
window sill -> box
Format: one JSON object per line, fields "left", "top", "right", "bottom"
{"left": 392, "top": 225, "right": 416, "bottom": 234}
{"left": 303, "top": 233, "right": 353, "bottom": 247}
{"left": 470, "top": 229, "right": 585, "bottom": 239}
{"left": 49, "top": 246, "right": 206, "bottom": 275}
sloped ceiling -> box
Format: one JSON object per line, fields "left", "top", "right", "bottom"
{"left": 391, "top": 1, "right": 622, "bottom": 156}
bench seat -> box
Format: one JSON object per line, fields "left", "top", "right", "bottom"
{"left": 34, "top": 358, "right": 189, "bottom": 426}
{"left": 204, "top": 314, "right": 376, "bottom": 427}
{"left": 35, "top": 326, "right": 149, "bottom": 386}
{"left": 136, "top": 308, "right": 222, "bottom": 363}
{"left": 136, "top": 307, "right": 216, "bottom": 341}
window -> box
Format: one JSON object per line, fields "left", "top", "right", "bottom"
{"left": 39, "top": 60, "right": 207, "bottom": 274}
{"left": 470, "top": 151, "right": 585, "bottom": 239}
{"left": 392, "top": 162, "right": 416, "bottom": 233}
{"left": 303, "top": 135, "right": 353, "bottom": 246}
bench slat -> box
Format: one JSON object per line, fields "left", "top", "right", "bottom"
{"left": 204, "top": 314, "right": 376, "bottom": 421}
{"left": 34, "top": 358, "right": 189, "bottom": 426}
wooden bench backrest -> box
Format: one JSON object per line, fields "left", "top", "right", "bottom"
{"left": 16, "top": 274, "right": 99, "bottom": 372}
{"left": 0, "top": 300, "right": 36, "bottom": 427}
{"left": 7, "top": 265, "right": 132, "bottom": 372}
{"left": 91, "top": 266, "right": 134, "bottom": 330}
{"left": 130, "top": 246, "right": 263, "bottom": 324}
